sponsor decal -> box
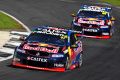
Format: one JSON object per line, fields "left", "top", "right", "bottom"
{"left": 34, "top": 28, "right": 66, "bottom": 36}
{"left": 23, "top": 44, "right": 58, "bottom": 53}
{"left": 89, "top": 25, "right": 92, "bottom": 28}
{"left": 101, "top": 26, "right": 108, "bottom": 28}
{"left": 54, "top": 63, "right": 64, "bottom": 67}
{"left": 83, "top": 28, "right": 99, "bottom": 32}
{"left": 27, "top": 57, "right": 47, "bottom": 62}
{"left": 102, "top": 33, "right": 109, "bottom": 35}
{"left": 78, "top": 18, "right": 104, "bottom": 25}
{"left": 52, "top": 54, "right": 64, "bottom": 57}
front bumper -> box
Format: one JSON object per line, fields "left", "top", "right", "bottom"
{"left": 12, "top": 52, "right": 66, "bottom": 72}
{"left": 12, "top": 62, "right": 65, "bottom": 72}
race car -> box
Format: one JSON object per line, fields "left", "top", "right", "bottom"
{"left": 71, "top": 5, "right": 115, "bottom": 39}
{"left": 12, "top": 26, "right": 83, "bottom": 72}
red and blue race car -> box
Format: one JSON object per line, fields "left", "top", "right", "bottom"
{"left": 71, "top": 5, "right": 115, "bottom": 39}
{"left": 12, "top": 26, "right": 83, "bottom": 72}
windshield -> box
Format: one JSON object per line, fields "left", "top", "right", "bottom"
{"left": 78, "top": 11, "right": 107, "bottom": 18}
{"left": 26, "top": 33, "right": 68, "bottom": 46}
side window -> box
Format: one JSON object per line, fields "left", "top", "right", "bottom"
{"left": 70, "top": 33, "right": 77, "bottom": 45}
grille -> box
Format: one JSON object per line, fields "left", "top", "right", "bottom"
{"left": 21, "top": 59, "right": 54, "bottom": 68}
{"left": 81, "top": 24, "right": 100, "bottom": 28}
{"left": 27, "top": 60, "right": 47, "bottom": 67}
{"left": 28, "top": 61, "right": 54, "bottom": 68}
{"left": 26, "top": 50, "right": 51, "bottom": 57}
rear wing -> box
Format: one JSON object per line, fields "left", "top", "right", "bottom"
{"left": 80, "top": 5, "right": 112, "bottom": 12}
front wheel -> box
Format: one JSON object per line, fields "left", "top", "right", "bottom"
{"left": 78, "top": 54, "right": 82, "bottom": 67}
{"left": 65, "top": 57, "right": 70, "bottom": 70}
{"left": 109, "top": 27, "right": 114, "bottom": 36}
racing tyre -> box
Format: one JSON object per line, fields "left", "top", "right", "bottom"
{"left": 65, "top": 57, "right": 70, "bottom": 70}
{"left": 78, "top": 54, "right": 82, "bottom": 68}
{"left": 110, "top": 27, "right": 114, "bottom": 36}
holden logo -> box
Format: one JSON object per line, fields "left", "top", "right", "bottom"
{"left": 36, "top": 52, "right": 40, "bottom": 56}
{"left": 27, "top": 57, "right": 31, "bottom": 60}
{"left": 89, "top": 25, "right": 92, "bottom": 28}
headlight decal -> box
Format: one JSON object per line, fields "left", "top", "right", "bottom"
{"left": 16, "top": 48, "right": 25, "bottom": 53}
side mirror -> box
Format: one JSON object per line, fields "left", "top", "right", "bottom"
{"left": 71, "top": 44, "right": 78, "bottom": 48}
{"left": 19, "top": 36, "right": 26, "bottom": 41}
{"left": 71, "top": 13, "right": 76, "bottom": 17}
{"left": 111, "top": 17, "right": 115, "bottom": 21}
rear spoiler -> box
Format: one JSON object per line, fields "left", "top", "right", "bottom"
{"left": 80, "top": 5, "right": 112, "bottom": 12}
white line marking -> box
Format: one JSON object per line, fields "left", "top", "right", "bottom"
{"left": 10, "top": 31, "right": 30, "bottom": 36}
{"left": 10, "top": 35, "right": 21, "bottom": 39}
{"left": 0, "top": 48, "right": 14, "bottom": 54}
{"left": 5, "top": 41, "right": 21, "bottom": 47}
{"left": 0, "top": 55, "right": 13, "bottom": 62}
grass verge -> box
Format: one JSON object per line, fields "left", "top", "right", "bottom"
{"left": 99, "top": 0, "right": 120, "bottom": 6}
{"left": 0, "top": 12, "right": 24, "bottom": 31}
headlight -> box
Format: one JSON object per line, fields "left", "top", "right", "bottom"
{"left": 63, "top": 49, "right": 68, "bottom": 54}
{"left": 16, "top": 48, "right": 25, "bottom": 53}
{"left": 107, "top": 22, "right": 111, "bottom": 25}
{"left": 52, "top": 54, "right": 64, "bottom": 58}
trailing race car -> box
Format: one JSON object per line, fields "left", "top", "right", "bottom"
{"left": 71, "top": 5, "right": 115, "bottom": 39}
{"left": 12, "top": 26, "right": 83, "bottom": 72}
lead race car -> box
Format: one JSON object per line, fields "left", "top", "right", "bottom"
{"left": 71, "top": 5, "right": 115, "bottom": 39}
{"left": 12, "top": 26, "right": 83, "bottom": 72}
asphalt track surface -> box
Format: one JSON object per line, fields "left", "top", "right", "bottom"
{"left": 0, "top": 0, "right": 120, "bottom": 80}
